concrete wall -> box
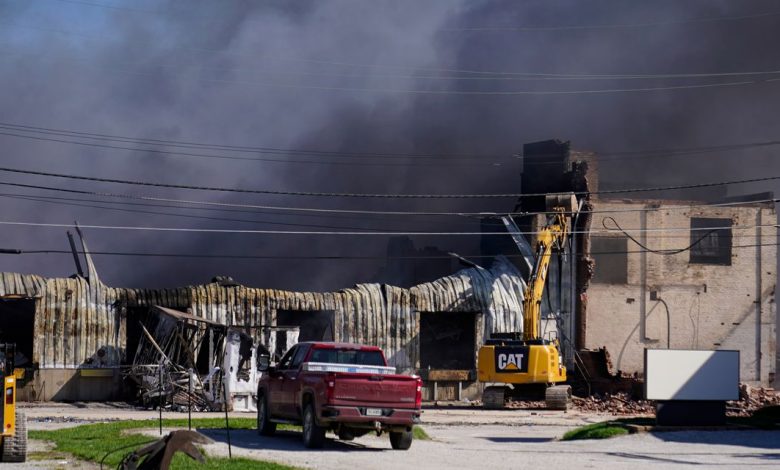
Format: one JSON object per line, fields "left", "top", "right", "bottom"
{"left": 18, "top": 368, "right": 125, "bottom": 402}
{"left": 585, "top": 200, "right": 776, "bottom": 386}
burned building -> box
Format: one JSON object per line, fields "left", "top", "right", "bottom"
{"left": 0, "top": 233, "right": 526, "bottom": 402}
{"left": 0, "top": 139, "right": 776, "bottom": 404}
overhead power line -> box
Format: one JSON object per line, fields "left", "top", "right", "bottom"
{"left": 0, "top": 181, "right": 522, "bottom": 216}
{"left": 0, "top": 219, "right": 774, "bottom": 236}
{"left": 1, "top": 166, "right": 778, "bottom": 199}
{"left": 0, "top": 178, "right": 776, "bottom": 224}
{"left": 0, "top": 122, "right": 507, "bottom": 160}
{"left": 1, "top": 240, "right": 777, "bottom": 261}
{"left": 4, "top": 190, "right": 777, "bottom": 235}
{"left": 7, "top": 55, "right": 776, "bottom": 95}
{"left": 0, "top": 192, "right": 509, "bottom": 231}
{"left": 3, "top": 122, "right": 780, "bottom": 166}
{"left": 0, "top": 130, "right": 510, "bottom": 168}
{"left": 6, "top": 14, "right": 780, "bottom": 82}
{"left": 7, "top": 48, "right": 780, "bottom": 82}
{"left": 5, "top": 186, "right": 777, "bottom": 219}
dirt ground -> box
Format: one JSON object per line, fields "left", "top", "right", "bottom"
{"left": 11, "top": 402, "right": 780, "bottom": 469}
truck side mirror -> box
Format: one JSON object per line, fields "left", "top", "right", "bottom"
{"left": 257, "top": 355, "right": 271, "bottom": 372}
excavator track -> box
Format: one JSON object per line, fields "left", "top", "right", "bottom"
{"left": 545, "top": 385, "right": 572, "bottom": 411}
{"left": 482, "top": 386, "right": 508, "bottom": 409}
{"left": 1, "top": 411, "right": 27, "bottom": 463}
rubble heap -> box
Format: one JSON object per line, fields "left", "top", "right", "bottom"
{"left": 571, "top": 393, "right": 654, "bottom": 415}
{"left": 567, "top": 384, "right": 779, "bottom": 417}
{"left": 726, "top": 385, "right": 780, "bottom": 417}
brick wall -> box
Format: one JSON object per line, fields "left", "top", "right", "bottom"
{"left": 584, "top": 200, "right": 776, "bottom": 385}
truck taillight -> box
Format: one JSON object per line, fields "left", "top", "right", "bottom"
{"left": 415, "top": 377, "right": 422, "bottom": 408}
{"left": 325, "top": 373, "right": 336, "bottom": 404}
{"left": 5, "top": 387, "right": 13, "bottom": 405}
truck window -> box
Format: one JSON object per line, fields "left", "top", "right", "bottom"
{"left": 309, "top": 348, "right": 385, "bottom": 366}
{"left": 290, "top": 344, "right": 310, "bottom": 369}
{"left": 277, "top": 345, "right": 297, "bottom": 370}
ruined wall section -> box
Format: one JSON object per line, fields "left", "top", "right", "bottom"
{"left": 0, "top": 273, "right": 122, "bottom": 370}
{"left": 585, "top": 200, "right": 776, "bottom": 385}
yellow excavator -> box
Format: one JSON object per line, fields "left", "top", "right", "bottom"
{"left": 0, "top": 343, "right": 27, "bottom": 462}
{"left": 477, "top": 194, "right": 576, "bottom": 410}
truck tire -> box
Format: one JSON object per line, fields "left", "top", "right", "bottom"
{"left": 257, "top": 395, "right": 276, "bottom": 436}
{"left": 389, "top": 428, "right": 413, "bottom": 450}
{"left": 302, "top": 403, "right": 326, "bottom": 449}
{"left": 1, "top": 411, "right": 27, "bottom": 463}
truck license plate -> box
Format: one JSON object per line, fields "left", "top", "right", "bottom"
{"left": 365, "top": 408, "right": 382, "bottom": 417}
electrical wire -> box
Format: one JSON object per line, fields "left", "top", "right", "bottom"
{"left": 7, "top": 47, "right": 780, "bottom": 83}
{"left": 4, "top": 240, "right": 778, "bottom": 260}
{"left": 0, "top": 192, "right": 494, "bottom": 231}
{"left": 0, "top": 219, "right": 773, "bottom": 236}
{"left": 3, "top": 190, "right": 778, "bottom": 237}
{"left": 0, "top": 181, "right": 527, "bottom": 216}
{"left": 0, "top": 178, "right": 776, "bottom": 225}
{"left": 602, "top": 216, "right": 719, "bottom": 255}
{"left": 6, "top": 56, "right": 773, "bottom": 95}
{"left": 0, "top": 122, "right": 509, "bottom": 160}
{"left": 6, "top": 13, "right": 780, "bottom": 81}
{"left": 3, "top": 122, "right": 780, "bottom": 164}
{"left": 2, "top": 165, "right": 779, "bottom": 199}
{"left": 0, "top": 131, "right": 510, "bottom": 168}
{"left": 5, "top": 189, "right": 777, "bottom": 239}
{"left": 6, "top": 124, "right": 776, "bottom": 171}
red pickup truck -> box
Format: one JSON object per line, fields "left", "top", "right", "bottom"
{"left": 256, "top": 342, "right": 422, "bottom": 449}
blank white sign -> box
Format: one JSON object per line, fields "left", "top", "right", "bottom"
{"left": 645, "top": 349, "right": 739, "bottom": 401}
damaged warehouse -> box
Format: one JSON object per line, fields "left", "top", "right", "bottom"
{"left": 0, "top": 234, "right": 528, "bottom": 403}
{"left": 0, "top": 141, "right": 776, "bottom": 405}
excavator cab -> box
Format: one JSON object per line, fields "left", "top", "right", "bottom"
{"left": 0, "top": 343, "right": 27, "bottom": 462}
{"left": 477, "top": 194, "right": 577, "bottom": 410}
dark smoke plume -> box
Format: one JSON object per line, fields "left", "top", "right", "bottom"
{"left": 0, "top": 0, "right": 778, "bottom": 290}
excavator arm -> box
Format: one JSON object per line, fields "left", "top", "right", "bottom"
{"left": 522, "top": 211, "right": 569, "bottom": 341}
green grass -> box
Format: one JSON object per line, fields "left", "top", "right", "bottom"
{"left": 562, "top": 418, "right": 653, "bottom": 441}
{"left": 562, "top": 421, "right": 631, "bottom": 441}
{"left": 30, "top": 418, "right": 296, "bottom": 470}
{"left": 563, "top": 411, "right": 780, "bottom": 441}
{"left": 30, "top": 417, "right": 431, "bottom": 468}
{"left": 413, "top": 426, "right": 431, "bottom": 440}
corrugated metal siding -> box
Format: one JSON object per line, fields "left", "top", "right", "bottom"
{"left": 0, "top": 257, "right": 525, "bottom": 373}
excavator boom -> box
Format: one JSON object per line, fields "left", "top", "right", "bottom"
{"left": 477, "top": 193, "right": 576, "bottom": 410}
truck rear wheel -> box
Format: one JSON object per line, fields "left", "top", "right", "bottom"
{"left": 257, "top": 395, "right": 276, "bottom": 436}
{"left": 389, "top": 428, "right": 413, "bottom": 450}
{"left": 1, "top": 411, "right": 27, "bottom": 462}
{"left": 302, "top": 403, "right": 326, "bottom": 449}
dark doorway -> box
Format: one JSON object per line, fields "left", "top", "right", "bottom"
{"left": 0, "top": 298, "right": 36, "bottom": 367}
{"left": 276, "top": 310, "right": 335, "bottom": 342}
{"left": 125, "top": 306, "right": 153, "bottom": 365}
{"left": 419, "top": 312, "right": 477, "bottom": 370}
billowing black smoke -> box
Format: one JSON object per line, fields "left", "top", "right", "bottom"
{"left": 0, "top": 0, "right": 777, "bottom": 290}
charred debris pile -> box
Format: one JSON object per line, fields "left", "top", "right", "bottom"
{"left": 126, "top": 306, "right": 275, "bottom": 412}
